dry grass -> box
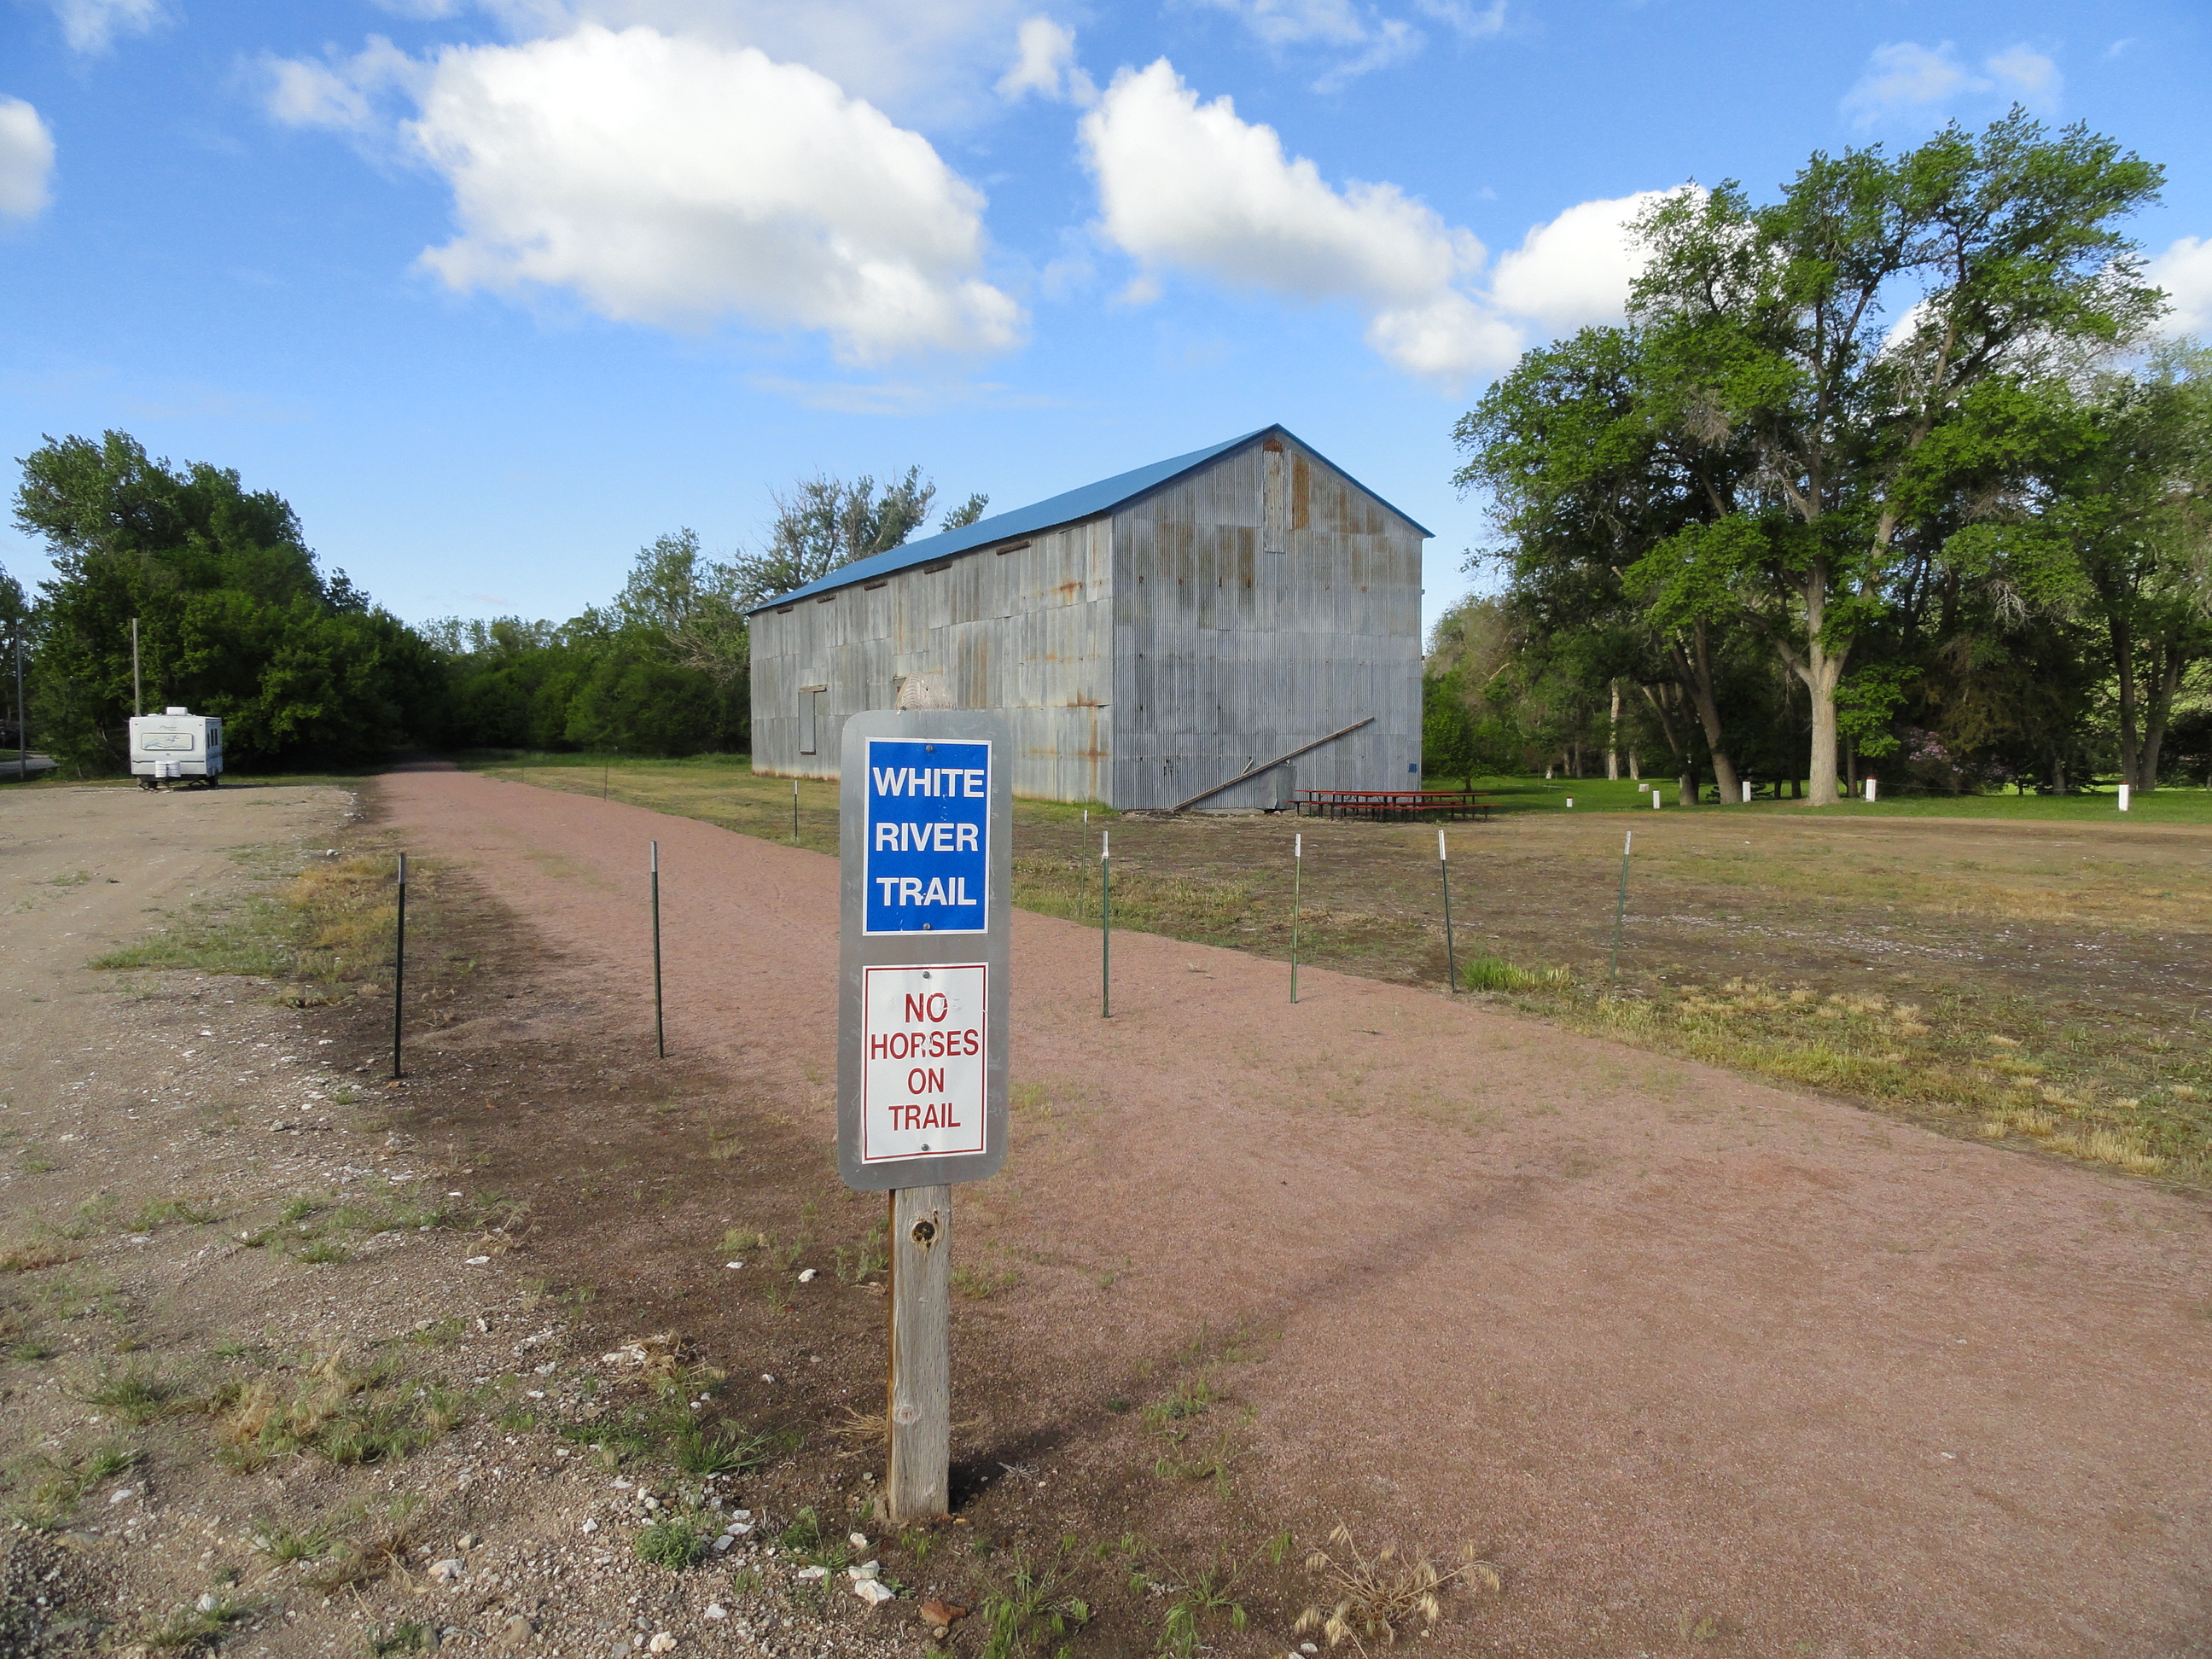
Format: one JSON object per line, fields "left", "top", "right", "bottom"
{"left": 302, "top": 1498, "right": 423, "bottom": 1592}
{"left": 828, "top": 1406, "right": 888, "bottom": 1448}
{"left": 88, "top": 840, "right": 452, "bottom": 1005}
{"left": 1295, "top": 1525, "right": 1501, "bottom": 1649}
{"left": 215, "top": 1350, "right": 459, "bottom": 1470}
{"left": 0, "top": 1239, "right": 84, "bottom": 1274}
{"left": 1541, "top": 975, "right": 2196, "bottom": 1181}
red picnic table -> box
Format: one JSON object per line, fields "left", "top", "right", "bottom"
{"left": 1293, "top": 789, "right": 1491, "bottom": 822}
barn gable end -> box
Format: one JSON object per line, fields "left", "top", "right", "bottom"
{"left": 1109, "top": 433, "right": 1423, "bottom": 810}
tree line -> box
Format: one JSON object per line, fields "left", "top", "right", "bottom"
{"left": 3, "top": 433, "right": 982, "bottom": 775}
{"left": 11, "top": 114, "right": 2203, "bottom": 796}
{"left": 1429, "top": 110, "right": 2211, "bottom": 801}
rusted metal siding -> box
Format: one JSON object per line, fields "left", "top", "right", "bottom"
{"left": 748, "top": 518, "right": 1114, "bottom": 801}
{"left": 1109, "top": 437, "right": 1423, "bottom": 811}
{"left": 748, "top": 432, "right": 1422, "bottom": 809}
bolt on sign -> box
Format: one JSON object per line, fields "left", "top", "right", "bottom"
{"left": 837, "top": 711, "right": 1011, "bottom": 1190}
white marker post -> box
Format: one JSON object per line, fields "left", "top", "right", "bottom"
{"left": 1741, "top": 780, "right": 1751, "bottom": 804}
{"left": 1651, "top": 789, "right": 1661, "bottom": 811}
{"left": 1610, "top": 830, "right": 1633, "bottom": 988}
{"left": 1865, "top": 777, "right": 1877, "bottom": 803}
{"left": 836, "top": 711, "right": 1012, "bottom": 1524}
{"left": 1438, "top": 827, "right": 1457, "bottom": 994}
{"left": 2119, "top": 783, "right": 2132, "bottom": 812}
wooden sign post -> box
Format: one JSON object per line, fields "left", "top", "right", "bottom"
{"left": 836, "top": 711, "right": 1011, "bottom": 1523}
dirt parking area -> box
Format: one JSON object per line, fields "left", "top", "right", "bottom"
{"left": 0, "top": 785, "right": 928, "bottom": 1659}
{"left": 7, "top": 771, "right": 2212, "bottom": 1659}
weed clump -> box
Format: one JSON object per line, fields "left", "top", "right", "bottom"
{"left": 977, "top": 1551, "right": 1090, "bottom": 1658}
{"left": 5, "top": 1438, "right": 141, "bottom": 1530}
{"left": 143, "top": 1595, "right": 250, "bottom": 1654}
{"left": 215, "top": 1351, "right": 457, "bottom": 1469}
{"left": 83, "top": 1365, "right": 184, "bottom": 1423}
{"left": 1458, "top": 957, "right": 1571, "bottom": 993}
{"left": 635, "top": 1509, "right": 714, "bottom": 1569}
{"left": 1295, "top": 1525, "right": 1500, "bottom": 1649}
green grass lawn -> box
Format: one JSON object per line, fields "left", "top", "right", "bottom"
{"left": 1468, "top": 773, "right": 2212, "bottom": 824}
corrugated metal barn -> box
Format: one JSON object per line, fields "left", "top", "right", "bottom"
{"left": 746, "top": 425, "right": 1429, "bottom": 811}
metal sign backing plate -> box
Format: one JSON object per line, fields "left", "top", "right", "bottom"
{"left": 837, "top": 709, "right": 1011, "bottom": 1190}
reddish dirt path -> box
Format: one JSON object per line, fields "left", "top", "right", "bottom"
{"left": 381, "top": 761, "right": 2212, "bottom": 1658}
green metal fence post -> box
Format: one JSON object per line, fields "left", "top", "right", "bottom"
{"left": 651, "top": 840, "right": 665, "bottom": 1058}
{"left": 391, "top": 853, "right": 407, "bottom": 1080}
{"left": 1101, "top": 835, "right": 1115, "bottom": 1022}
{"left": 1100, "top": 830, "right": 1112, "bottom": 1019}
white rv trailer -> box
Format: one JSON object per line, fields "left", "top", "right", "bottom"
{"left": 129, "top": 707, "right": 224, "bottom": 789}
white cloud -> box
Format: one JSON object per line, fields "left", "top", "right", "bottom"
{"left": 1312, "top": 17, "right": 1421, "bottom": 92}
{"left": 1080, "top": 59, "right": 1690, "bottom": 387}
{"left": 1207, "top": 0, "right": 1367, "bottom": 47}
{"left": 477, "top": 0, "right": 1030, "bottom": 122}
{"left": 46, "top": 0, "right": 166, "bottom": 52}
{"left": 1202, "top": 0, "right": 1435, "bottom": 89}
{"left": 1489, "top": 187, "right": 1694, "bottom": 332}
{"left": 1842, "top": 41, "right": 1974, "bottom": 124}
{"left": 263, "top": 38, "right": 423, "bottom": 135}
{"left": 997, "top": 16, "right": 1094, "bottom": 104}
{"left": 1412, "top": 0, "right": 1504, "bottom": 39}
{"left": 1987, "top": 44, "right": 2059, "bottom": 100}
{"left": 1082, "top": 60, "right": 1476, "bottom": 307}
{"left": 1080, "top": 59, "right": 1510, "bottom": 381}
{"left": 1842, "top": 38, "right": 2063, "bottom": 125}
{"left": 1363, "top": 292, "right": 1521, "bottom": 381}
{"left": 0, "top": 97, "right": 55, "bottom": 219}
{"left": 2147, "top": 237, "right": 2212, "bottom": 338}
{"left": 382, "top": 25, "right": 1022, "bottom": 363}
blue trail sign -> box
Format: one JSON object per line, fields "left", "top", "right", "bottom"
{"left": 863, "top": 739, "right": 992, "bottom": 934}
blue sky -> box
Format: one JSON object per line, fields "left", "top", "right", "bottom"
{"left": 3, "top": 0, "right": 2207, "bottom": 640}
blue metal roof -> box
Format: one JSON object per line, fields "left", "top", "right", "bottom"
{"left": 745, "top": 424, "right": 1432, "bottom": 613}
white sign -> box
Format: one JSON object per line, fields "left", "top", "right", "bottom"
{"left": 860, "top": 963, "right": 987, "bottom": 1164}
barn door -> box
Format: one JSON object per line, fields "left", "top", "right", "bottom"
{"left": 800, "top": 685, "right": 826, "bottom": 754}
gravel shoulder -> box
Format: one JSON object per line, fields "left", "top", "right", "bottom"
{"left": 0, "top": 785, "right": 928, "bottom": 1659}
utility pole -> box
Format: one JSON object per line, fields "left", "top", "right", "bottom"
{"left": 131, "top": 617, "right": 142, "bottom": 716}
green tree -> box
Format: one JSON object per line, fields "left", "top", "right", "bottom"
{"left": 1455, "top": 325, "right": 1758, "bottom": 800}
{"left": 1421, "top": 669, "right": 1478, "bottom": 788}
{"left": 1627, "top": 111, "right": 2164, "bottom": 803}
{"left": 12, "top": 431, "right": 434, "bottom": 770}
{"left": 2042, "top": 346, "right": 2212, "bottom": 789}
{"left": 612, "top": 528, "right": 750, "bottom": 699}
{"left": 940, "top": 492, "right": 990, "bottom": 529}
{"left": 731, "top": 468, "right": 940, "bottom": 608}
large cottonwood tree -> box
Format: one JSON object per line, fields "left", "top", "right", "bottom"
{"left": 1626, "top": 111, "right": 2163, "bottom": 803}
